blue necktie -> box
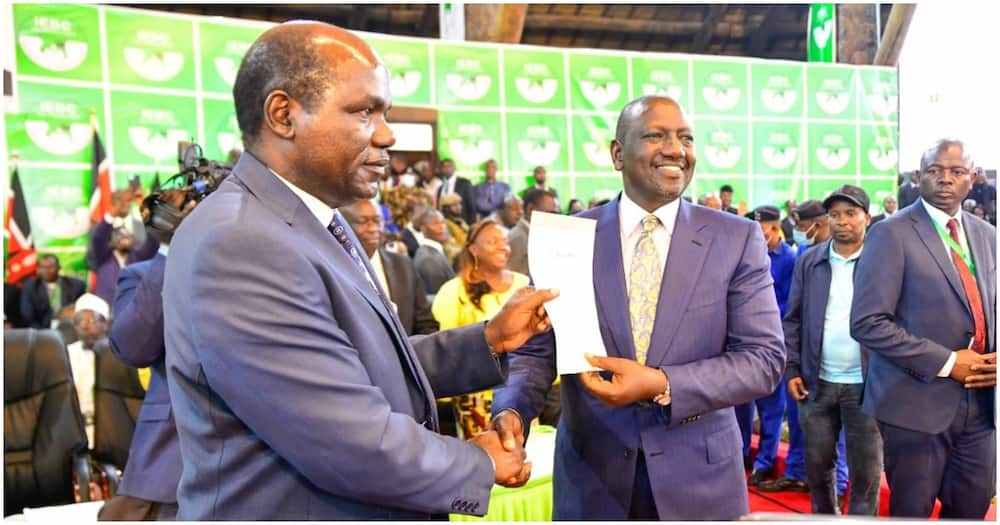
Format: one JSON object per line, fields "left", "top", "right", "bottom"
{"left": 328, "top": 213, "right": 381, "bottom": 296}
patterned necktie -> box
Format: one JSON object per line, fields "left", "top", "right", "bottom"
{"left": 946, "top": 218, "right": 986, "bottom": 354}
{"left": 328, "top": 213, "right": 381, "bottom": 296}
{"left": 629, "top": 214, "right": 663, "bottom": 364}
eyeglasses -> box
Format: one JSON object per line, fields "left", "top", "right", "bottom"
{"left": 924, "top": 166, "right": 971, "bottom": 179}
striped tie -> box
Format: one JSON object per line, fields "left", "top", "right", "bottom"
{"left": 629, "top": 214, "right": 663, "bottom": 364}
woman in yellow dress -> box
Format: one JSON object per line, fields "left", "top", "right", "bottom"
{"left": 432, "top": 219, "right": 530, "bottom": 438}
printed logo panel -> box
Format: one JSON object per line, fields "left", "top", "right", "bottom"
{"left": 571, "top": 114, "right": 617, "bottom": 173}
{"left": 6, "top": 81, "right": 105, "bottom": 163}
{"left": 368, "top": 37, "right": 432, "bottom": 106}
{"left": 568, "top": 53, "right": 628, "bottom": 111}
{"left": 751, "top": 63, "right": 804, "bottom": 118}
{"left": 434, "top": 44, "right": 500, "bottom": 107}
{"left": 199, "top": 21, "right": 268, "bottom": 94}
{"left": 752, "top": 121, "right": 805, "bottom": 175}
{"left": 437, "top": 110, "right": 503, "bottom": 174}
{"left": 859, "top": 68, "right": 899, "bottom": 123}
{"left": 14, "top": 4, "right": 102, "bottom": 82}
{"left": 105, "top": 8, "right": 195, "bottom": 90}
{"left": 109, "top": 90, "right": 198, "bottom": 166}
{"left": 860, "top": 124, "right": 898, "bottom": 176}
{"left": 630, "top": 56, "right": 691, "bottom": 113}
{"left": 807, "top": 65, "right": 858, "bottom": 120}
{"left": 14, "top": 166, "right": 92, "bottom": 246}
{"left": 807, "top": 123, "right": 858, "bottom": 176}
{"left": 202, "top": 99, "right": 241, "bottom": 162}
{"left": 505, "top": 112, "right": 568, "bottom": 173}
{"left": 692, "top": 60, "right": 748, "bottom": 117}
{"left": 693, "top": 118, "right": 749, "bottom": 175}
{"left": 503, "top": 48, "right": 566, "bottom": 110}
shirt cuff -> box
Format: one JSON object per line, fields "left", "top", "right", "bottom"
{"left": 104, "top": 213, "right": 126, "bottom": 228}
{"left": 937, "top": 352, "right": 957, "bottom": 377}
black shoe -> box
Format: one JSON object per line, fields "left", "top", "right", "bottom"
{"left": 758, "top": 476, "right": 810, "bottom": 493}
{"left": 747, "top": 468, "right": 773, "bottom": 486}
{"left": 744, "top": 456, "right": 753, "bottom": 472}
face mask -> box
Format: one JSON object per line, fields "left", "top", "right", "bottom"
{"left": 792, "top": 228, "right": 812, "bottom": 247}
{"left": 398, "top": 174, "right": 417, "bottom": 188}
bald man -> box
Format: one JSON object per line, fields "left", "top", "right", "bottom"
{"left": 162, "top": 21, "right": 558, "bottom": 520}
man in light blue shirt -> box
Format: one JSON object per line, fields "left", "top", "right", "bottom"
{"left": 782, "top": 185, "right": 883, "bottom": 516}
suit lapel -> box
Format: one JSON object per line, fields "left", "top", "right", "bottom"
{"left": 646, "top": 200, "right": 712, "bottom": 365}
{"left": 910, "top": 204, "right": 969, "bottom": 315}
{"left": 592, "top": 198, "right": 633, "bottom": 360}
{"left": 234, "top": 154, "right": 435, "bottom": 424}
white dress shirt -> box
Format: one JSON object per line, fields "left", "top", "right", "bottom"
{"left": 618, "top": 192, "right": 680, "bottom": 295}
{"left": 270, "top": 168, "right": 335, "bottom": 227}
{"left": 921, "top": 200, "right": 971, "bottom": 378}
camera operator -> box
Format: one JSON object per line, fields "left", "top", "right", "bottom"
{"left": 87, "top": 189, "right": 159, "bottom": 305}
{"left": 97, "top": 187, "right": 196, "bottom": 521}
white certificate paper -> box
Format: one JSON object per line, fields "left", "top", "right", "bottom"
{"left": 528, "top": 212, "right": 607, "bottom": 375}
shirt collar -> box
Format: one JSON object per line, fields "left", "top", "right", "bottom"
{"left": 370, "top": 248, "right": 382, "bottom": 267}
{"left": 619, "top": 191, "right": 681, "bottom": 237}
{"left": 269, "top": 168, "right": 335, "bottom": 227}
{"left": 418, "top": 235, "right": 444, "bottom": 254}
{"left": 828, "top": 241, "right": 863, "bottom": 262}
{"left": 921, "top": 198, "right": 963, "bottom": 232}
{"left": 158, "top": 244, "right": 169, "bottom": 257}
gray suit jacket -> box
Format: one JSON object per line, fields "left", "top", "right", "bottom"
{"left": 164, "top": 153, "right": 506, "bottom": 520}
{"left": 851, "top": 199, "right": 996, "bottom": 434}
{"left": 379, "top": 248, "right": 438, "bottom": 336}
{"left": 413, "top": 245, "right": 455, "bottom": 296}
{"left": 506, "top": 220, "right": 529, "bottom": 276}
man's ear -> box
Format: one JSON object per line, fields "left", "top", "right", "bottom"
{"left": 263, "top": 90, "right": 295, "bottom": 140}
{"left": 610, "top": 140, "right": 624, "bottom": 171}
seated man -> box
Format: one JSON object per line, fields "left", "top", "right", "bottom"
{"left": 19, "top": 254, "right": 86, "bottom": 329}
{"left": 67, "top": 293, "right": 111, "bottom": 446}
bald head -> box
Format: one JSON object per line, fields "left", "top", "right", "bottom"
{"left": 234, "top": 21, "right": 381, "bottom": 148}
{"left": 615, "top": 95, "right": 684, "bottom": 142}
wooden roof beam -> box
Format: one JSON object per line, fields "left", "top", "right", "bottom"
{"left": 466, "top": 4, "right": 528, "bottom": 43}
{"left": 873, "top": 3, "right": 916, "bottom": 66}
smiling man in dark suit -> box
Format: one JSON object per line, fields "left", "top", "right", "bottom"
{"left": 851, "top": 139, "right": 996, "bottom": 519}
{"left": 491, "top": 95, "right": 785, "bottom": 520}
{"left": 19, "top": 254, "right": 85, "bottom": 329}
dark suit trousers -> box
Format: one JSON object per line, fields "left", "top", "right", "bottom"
{"left": 880, "top": 387, "right": 996, "bottom": 519}
{"left": 628, "top": 453, "right": 659, "bottom": 520}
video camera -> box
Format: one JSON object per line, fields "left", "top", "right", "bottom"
{"left": 141, "top": 141, "right": 232, "bottom": 244}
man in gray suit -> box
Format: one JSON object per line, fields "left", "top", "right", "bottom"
{"left": 412, "top": 208, "right": 456, "bottom": 295}
{"left": 163, "top": 21, "right": 557, "bottom": 520}
{"left": 507, "top": 188, "right": 559, "bottom": 276}
{"left": 851, "top": 139, "right": 996, "bottom": 519}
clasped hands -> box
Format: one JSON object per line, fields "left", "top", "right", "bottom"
{"left": 950, "top": 350, "right": 996, "bottom": 389}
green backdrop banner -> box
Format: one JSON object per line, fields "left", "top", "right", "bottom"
{"left": 6, "top": 3, "right": 898, "bottom": 276}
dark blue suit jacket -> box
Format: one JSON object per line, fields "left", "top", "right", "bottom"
{"left": 108, "top": 253, "right": 180, "bottom": 503}
{"left": 492, "top": 196, "right": 785, "bottom": 520}
{"left": 784, "top": 239, "right": 870, "bottom": 398}
{"left": 851, "top": 200, "right": 996, "bottom": 434}
{"left": 163, "top": 153, "right": 507, "bottom": 520}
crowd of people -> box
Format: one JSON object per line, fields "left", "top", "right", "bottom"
{"left": 3, "top": 19, "right": 996, "bottom": 522}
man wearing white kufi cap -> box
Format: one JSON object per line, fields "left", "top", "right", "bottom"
{"left": 67, "top": 293, "right": 110, "bottom": 446}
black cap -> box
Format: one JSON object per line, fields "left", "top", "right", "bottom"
{"left": 823, "top": 184, "right": 870, "bottom": 213}
{"left": 747, "top": 205, "right": 781, "bottom": 222}
{"left": 794, "top": 200, "right": 826, "bottom": 220}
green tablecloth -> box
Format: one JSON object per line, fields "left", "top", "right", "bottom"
{"left": 450, "top": 425, "right": 555, "bottom": 522}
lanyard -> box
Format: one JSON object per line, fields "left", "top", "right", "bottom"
{"left": 932, "top": 219, "right": 976, "bottom": 276}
